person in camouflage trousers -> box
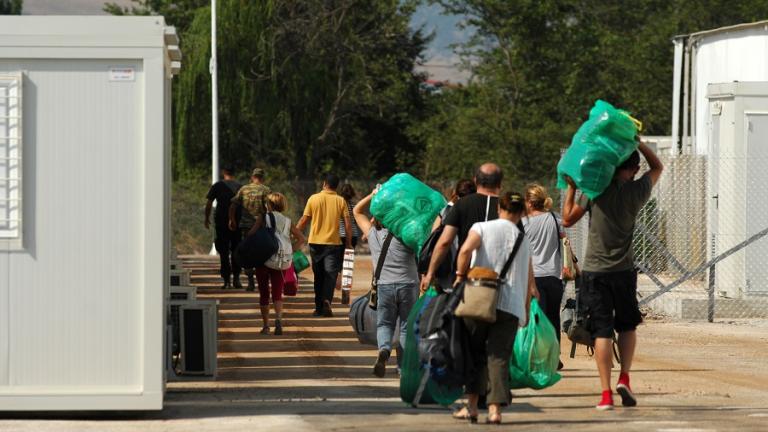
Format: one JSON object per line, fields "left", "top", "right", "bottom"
{"left": 229, "top": 168, "right": 272, "bottom": 291}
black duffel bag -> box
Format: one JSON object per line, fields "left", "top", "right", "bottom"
{"left": 236, "top": 214, "right": 279, "bottom": 269}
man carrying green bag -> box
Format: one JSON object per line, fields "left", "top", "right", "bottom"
{"left": 508, "top": 298, "right": 562, "bottom": 390}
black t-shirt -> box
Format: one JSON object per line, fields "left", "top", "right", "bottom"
{"left": 206, "top": 180, "right": 242, "bottom": 226}
{"left": 443, "top": 193, "right": 499, "bottom": 247}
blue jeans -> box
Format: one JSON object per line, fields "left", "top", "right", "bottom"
{"left": 376, "top": 282, "right": 418, "bottom": 352}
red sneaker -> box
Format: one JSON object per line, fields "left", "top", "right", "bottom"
{"left": 595, "top": 390, "right": 614, "bottom": 411}
{"left": 617, "top": 383, "right": 637, "bottom": 407}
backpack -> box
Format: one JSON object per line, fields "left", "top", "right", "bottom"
{"left": 264, "top": 212, "right": 293, "bottom": 271}
{"left": 236, "top": 213, "right": 279, "bottom": 269}
{"left": 412, "top": 285, "right": 472, "bottom": 406}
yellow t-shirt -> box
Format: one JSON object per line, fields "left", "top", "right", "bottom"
{"left": 303, "top": 190, "right": 350, "bottom": 245}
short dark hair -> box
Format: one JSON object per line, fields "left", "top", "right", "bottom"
{"left": 617, "top": 151, "right": 641, "bottom": 171}
{"left": 325, "top": 174, "right": 340, "bottom": 190}
{"left": 455, "top": 179, "right": 476, "bottom": 198}
{"left": 475, "top": 164, "right": 503, "bottom": 188}
{"left": 221, "top": 168, "right": 234, "bottom": 176}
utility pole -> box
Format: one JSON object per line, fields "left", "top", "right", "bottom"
{"left": 209, "top": 0, "right": 219, "bottom": 256}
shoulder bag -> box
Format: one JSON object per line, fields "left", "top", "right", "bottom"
{"left": 454, "top": 232, "right": 524, "bottom": 323}
{"left": 368, "top": 232, "right": 394, "bottom": 310}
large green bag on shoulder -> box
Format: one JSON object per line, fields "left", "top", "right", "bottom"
{"left": 370, "top": 173, "right": 446, "bottom": 257}
{"left": 557, "top": 100, "right": 641, "bottom": 200}
{"left": 509, "top": 299, "right": 562, "bottom": 390}
{"left": 400, "top": 287, "right": 463, "bottom": 406}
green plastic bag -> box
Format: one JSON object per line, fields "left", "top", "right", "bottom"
{"left": 509, "top": 299, "right": 562, "bottom": 390}
{"left": 370, "top": 173, "right": 446, "bottom": 257}
{"left": 400, "top": 287, "right": 463, "bottom": 406}
{"left": 292, "top": 250, "right": 310, "bottom": 274}
{"left": 557, "top": 100, "right": 640, "bottom": 200}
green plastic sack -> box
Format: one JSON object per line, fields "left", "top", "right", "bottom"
{"left": 509, "top": 299, "right": 562, "bottom": 390}
{"left": 370, "top": 173, "right": 446, "bottom": 257}
{"left": 557, "top": 100, "right": 640, "bottom": 199}
{"left": 400, "top": 287, "right": 463, "bottom": 406}
{"left": 292, "top": 250, "right": 310, "bottom": 274}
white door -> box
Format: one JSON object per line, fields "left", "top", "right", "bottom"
{"left": 745, "top": 113, "right": 768, "bottom": 295}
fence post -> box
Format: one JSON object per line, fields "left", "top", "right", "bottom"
{"left": 707, "top": 263, "right": 715, "bottom": 323}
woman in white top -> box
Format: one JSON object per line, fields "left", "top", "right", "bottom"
{"left": 453, "top": 192, "right": 539, "bottom": 425}
{"left": 522, "top": 183, "right": 565, "bottom": 370}
{"left": 255, "top": 193, "right": 305, "bottom": 336}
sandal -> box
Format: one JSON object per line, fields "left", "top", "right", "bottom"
{"left": 452, "top": 406, "right": 478, "bottom": 423}
{"left": 486, "top": 413, "right": 502, "bottom": 425}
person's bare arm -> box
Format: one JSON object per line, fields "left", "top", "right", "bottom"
{"left": 343, "top": 213, "right": 353, "bottom": 249}
{"left": 455, "top": 230, "right": 481, "bottom": 283}
{"left": 290, "top": 225, "right": 306, "bottom": 250}
{"left": 296, "top": 215, "right": 310, "bottom": 232}
{"left": 204, "top": 199, "right": 213, "bottom": 230}
{"left": 420, "top": 225, "right": 458, "bottom": 293}
{"left": 638, "top": 141, "right": 664, "bottom": 186}
{"left": 525, "top": 258, "right": 539, "bottom": 319}
{"left": 561, "top": 177, "right": 587, "bottom": 227}
{"left": 353, "top": 193, "right": 374, "bottom": 235}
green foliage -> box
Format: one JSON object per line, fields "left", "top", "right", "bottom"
{"left": 0, "top": 0, "right": 22, "bottom": 14}
{"left": 416, "top": 0, "right": 768, "bottom": 187}
{"left": 130, "top": 0, "right": 429, "bottom": 181}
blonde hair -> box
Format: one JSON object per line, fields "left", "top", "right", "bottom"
{"left": 525, "top": 183, "right": 553, "bottom": 211}
{"left": 266, "top": 192, "right": 287, "bottom": 212}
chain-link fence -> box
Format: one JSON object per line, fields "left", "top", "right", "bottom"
{"left": 565, "top": 154, "right": 768, "bottom": 320}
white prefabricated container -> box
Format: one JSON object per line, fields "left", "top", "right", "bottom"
{"left": 672, "top": 21, "right": 768, "bottom": 154}
{"left": 706, "top": 82, "right": 768, "bottom": 298}
{"left": 0, "top": 16, "right": 180, "bottom": 410}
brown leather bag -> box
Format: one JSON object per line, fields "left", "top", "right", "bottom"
{"left": 455, "top": 234, "right": 524, "bottom": 323}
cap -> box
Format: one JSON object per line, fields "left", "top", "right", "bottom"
{"left": 251, "top": 168, "right": 265, "bottom": 178}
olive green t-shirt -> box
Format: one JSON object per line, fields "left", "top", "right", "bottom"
{"left": 578, "top": 174, "right": 653, "bottom": 272}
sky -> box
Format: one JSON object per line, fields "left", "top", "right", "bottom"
{"left": 21, "top": 0, "right": 471, "bottom": 82}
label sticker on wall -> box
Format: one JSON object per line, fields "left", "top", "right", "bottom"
{"left": 109, "top": 66, "right": 135, "bottom": 82}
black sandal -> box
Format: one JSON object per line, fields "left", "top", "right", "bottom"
{"left": 452, "top": 406, "right": 478, "bottom": 423}
{"left": 486, "top": 413, "right": 502, "bottom": 425}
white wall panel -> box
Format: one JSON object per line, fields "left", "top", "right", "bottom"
{"left": 0, "top": 59, "right": 143, "bottom": 388}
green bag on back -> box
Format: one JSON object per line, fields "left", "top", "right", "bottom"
{"left": 370, "top": 173, "right": 446, "bottom": 256}
{"left": 509, "top": 299, "right": 562, "bottom": 390}
{"left": 557, "top": 100, "right": 640, "bottom": 200}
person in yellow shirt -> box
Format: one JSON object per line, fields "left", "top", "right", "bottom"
{"left": 296, "top": 174, "right": 353, "bottom": 317}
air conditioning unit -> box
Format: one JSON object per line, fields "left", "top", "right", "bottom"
{"left": 167, "top": 299, "right": 218, "bottom": 377}
{"left": 169, "top": 268, "right": 191, "bottom": 287}
{"left": 169, "top": 286, "right": 196, "bottom": 301}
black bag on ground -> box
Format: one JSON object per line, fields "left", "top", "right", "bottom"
{"left": 348, "top": 292, "right": 400, "bottom": 347}
{"left": 417, "top": 284, "right": 472, "bottom": 388}
{"left": 236, "top": 214, "right": 278, "bottom": 269}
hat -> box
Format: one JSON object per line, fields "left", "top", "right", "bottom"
{"left": 251, "top": 168, "right": 265, "bottom": 178}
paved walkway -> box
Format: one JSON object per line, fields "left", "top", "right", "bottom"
{"left": 3, "top": 255, "right": 767, "bottom": 431}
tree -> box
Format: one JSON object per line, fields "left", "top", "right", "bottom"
{"left": 0, "top": 0, "right": 22, "bottom": 14}
{"left": 414, "top": 0, "right": 768, "bottom": 185}
{"left": 173, "top": 0, "right": 428, "bottom": 180}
